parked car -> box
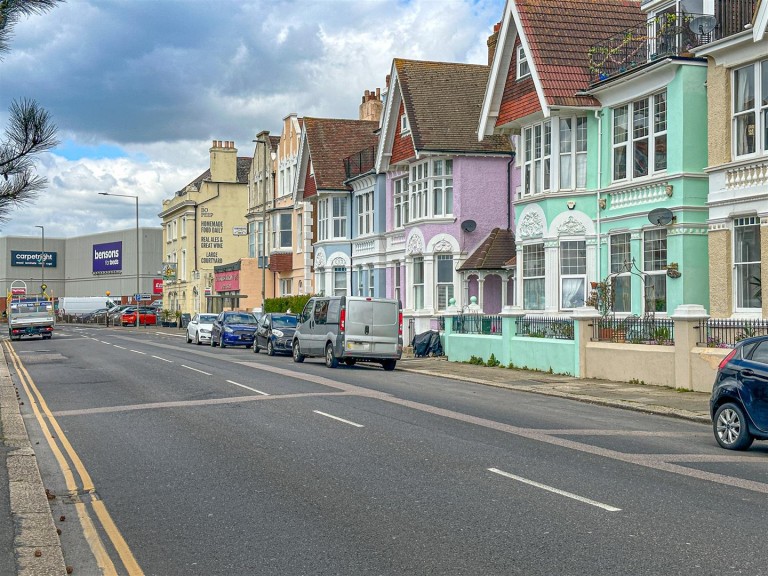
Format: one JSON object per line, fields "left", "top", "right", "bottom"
{"left": 108, "top": 305, "right": 133, "bottom": 323}
{"left": 186, "top": 313, "right": 217, "bottom": 345}
{"left": 210, "top": 311, "right": 259, "bottom": 348}
{"left": 292, "top": 296, "right": 402, "bottom": 370}
{"left": 710, "top": 335, "right": 768, "bottom": 450}
{"left": 254, "top": 313, "right": 298, "bottom": 356}
{"left": 120, "top": 307, "right": 158, "bottom": 327}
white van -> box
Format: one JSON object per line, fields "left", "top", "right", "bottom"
{"left": 58, "top": 296, "right": 118, "bottom": 316}
{"left": 292, "top": 296, "right": 402, "bottom": 370}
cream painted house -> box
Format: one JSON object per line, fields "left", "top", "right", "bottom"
{"left": 158, "top": 140, "right": 252, "bottom": 314}
{"left": 697, "top": 0, "right": 768, "bottom": 318}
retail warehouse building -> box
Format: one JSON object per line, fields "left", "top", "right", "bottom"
{"left": 0, "top": 228, "right": 163, "bottom": 314}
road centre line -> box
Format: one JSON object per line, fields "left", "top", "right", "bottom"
{"left": 113, "top": 345, "right": 126, "bottom": 349}
{"left": 181, "top": 364, "right": 212, "bottom": 376}
{"left": 226, "top": 380, "right": 269, "bottom": 395}
{"left": 313, "top": 410, "right": 364, "bottom": 428}
{"left": 130, "top": 350, "right": 146, "bottom": 355}
{"left": 488, "top": 468, "right": 621, "bottom": 512}
{"left": 152, "top": 355, "right": 173, "bottom": 363}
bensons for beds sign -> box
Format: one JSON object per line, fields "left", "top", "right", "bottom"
{"left": 93, "top": 241, "right": 122, "bottom": 275}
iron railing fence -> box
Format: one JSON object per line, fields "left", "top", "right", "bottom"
{"left": 698, "top": 318, "right": 768, "bottom": 348}
{"left": 451, "top": 314, "right": 503, "bottom": 335}
{"left": 437, "top": 316, "right": 446, "bottom": 331}
{"left": 407, "top": 317, "right": 416, "bottom": 346}
{"left": 588, "top": 5, "right": 756, "bottom": 83}
{"left": 516, "top": 316, "right": 574, "bottom": 340}
{"left": 343, "top": 146, "right": 376, "bottom": 180}
{"left": 592, "top": 316, "right": 675, "bottom": 345}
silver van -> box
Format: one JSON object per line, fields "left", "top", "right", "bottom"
{"left": 292, "top": 296, "right": 402, "bottom": 370}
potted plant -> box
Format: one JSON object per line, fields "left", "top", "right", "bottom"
{"left": 173, "top": 310, "right": 182, "bottom": 328}
{"left": 586, "top": 279, "right": 616, "bottom": 340}
{"left": 161, "top": 308, "right": 173, "bottom": 327}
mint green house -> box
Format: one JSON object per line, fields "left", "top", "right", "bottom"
{"left": 479, "top": 0, "right": 712, "bottom": 316}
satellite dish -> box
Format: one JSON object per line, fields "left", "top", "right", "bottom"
{"left": 648, "top": 208, "right": 674, "bottom": 226}
{"left": 689, "top": 15, "right": 717, "bottom": 35}
{"left": 461, "top": 220, "right": 477, "bottom": 233}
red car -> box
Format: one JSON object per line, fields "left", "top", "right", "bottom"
{"left": 121, "top": 307, "right": 158, "bottom": 326}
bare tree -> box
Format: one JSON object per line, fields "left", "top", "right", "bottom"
{"left": 0, "top": 0, "right": 61, "bottom": 223}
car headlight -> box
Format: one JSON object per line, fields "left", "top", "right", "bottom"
{"left": 200, "top": 329, "right": 210, "bottom": 335}
{"left": 224, "top": 326, "right": 234, "bottom": 333}
{"left": 272, "top": 329, "right": 284, "bottom": 338}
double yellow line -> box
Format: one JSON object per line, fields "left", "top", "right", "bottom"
{"left": 5, "top": 341, "right": 143, "bottom": 575}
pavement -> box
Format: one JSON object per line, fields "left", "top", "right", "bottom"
{"left": 0, "top": 324, "right": 714, "bottom": 574}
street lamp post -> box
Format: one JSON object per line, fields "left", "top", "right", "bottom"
{"left": 252, "top": 138, "right": 274, "bottom": 308}
{"left": 34, "top": 225, "right": 45, "bottom": 295}
{"left": 98, "top": 192, "right": 140, "bottom": 327}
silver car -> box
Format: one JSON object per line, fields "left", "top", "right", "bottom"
{"left": 186, "top": 313, "right": 217, "bottom": 345}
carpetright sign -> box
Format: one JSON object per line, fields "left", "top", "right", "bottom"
{"left": 11, "top": 251, "right": 57, "bottom": 267}
{"left": 92, "top": 241, "right": 122, "bottom": 275}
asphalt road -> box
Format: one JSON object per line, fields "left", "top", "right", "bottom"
{"left": 8, "top": 325, "right": 768, "bottom": 575}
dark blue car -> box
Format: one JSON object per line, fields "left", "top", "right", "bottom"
{"left": 710, "top": 335, "right": 768, "bottom": 450}
{"left": 210, "top": 311, "right": 259, "bottom": 349}
{"left": 253, "top": 313, "right": 298, "bottom": 356}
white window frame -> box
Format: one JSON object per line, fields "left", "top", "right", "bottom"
{"left": 394, "top": 261, "right": 401, "bottom": 304}
{"left": 733, "top": 216, "right": 762, "bottom": 311}
{"left": 318, "top": 199, "right": 328, "bottom": 241}
{"left": 181, "top": 249, "right": 187, "bottom": 282}
{"left": 559, "top": 240, "right": 586, "bottom": 310}
{"left": 610, "top": 233, "right": 632, "bottom": 313}
{"left": 248, "top": 222, "right": 256, "bottom": 258}
{"left": 271, "top": 212, "right": 292, "bottom": 250}
{"left": 733, "top": 60, "right": 768, "bottom": 158}
{"left": 332, "top": 196, "right": 347, "bottom": 239}
{"left": 333, "top": 266, "right": 347, "bottom": 296}
{"left": 394, "top": 177, "right": 409, "bottom": 229}
{"left": 296, "top": 213, "right": 303, "bottom": 253}
{"left": 357, "top": 265, "right": 364, "bottom": 296}
{"left": 517, "top": 44, "right": 530, "bottom": 79}
{"left": 357, "top": 191, "right": 374, "bottom": 237}
{"left": 368, "top": 266, "right": 375, "bottom": 297}
{"left": 522, "top": 121, "right": 551, "bottom": 195}
{"left": 523, "top": 243, "right": 545, "bottom": 310}
{"left": 643, "top": 228, "right": 668, "bottom": 313}
{"left": 408, "top": 158, "right": 453, "bottom": 222}
{"left": 413, "top": 256, "right": 424, "bottom": 310}
{"left": 400, "top": 112, "right": 410, "bottom": 134}
{"left": 612, "top": 91, "right": 667, "bottom": 182}
{"left": 280, "top": 278, "right": 293, "bottom": 296}
{"left": 435, "top": 254, "right": 454, "bottom": 311}
{"left": 181, "top": 216, "right": 187, "bottom": 237}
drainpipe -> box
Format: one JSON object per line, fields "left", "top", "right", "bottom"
{"left": 594, "top": 110, "right": 603, "bottom": 281}
{"left": 506, "top": 151, "right": 516, "bottom": 230}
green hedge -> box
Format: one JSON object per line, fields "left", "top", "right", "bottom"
{"left": 263, "top": 294, "right": 313, "bottom": 314}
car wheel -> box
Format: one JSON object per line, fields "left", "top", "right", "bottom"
{"left": 186, "top": 332, "right": 192, "bottom": 344}
{"left": 344, "top": 358, "right": 356, "bottom": 366}
{"left": 714, "top": 402, "right": 754, "bottom": 450}
{"left": 210, "top": 334, "right": 217, "bottom": 347}
{"left": 325, "top": 343, "right": 338, "bottom": 369}
{"left": 382, "top": 360, "right": 397, "bottom": 371}
{"left": 219, "top": 335, "right": 226, "bottom": 349}
{"left": 267, "top": 340, "right": 275, "bottom": 356}
{"left": 292, "top": 341, "right": 305, "bottom": 363}
{"left": 253, "top": 341, "right": 260, "bottom": 353}
{"left": 195, "top": 332, "right": 201, "bottom": 345}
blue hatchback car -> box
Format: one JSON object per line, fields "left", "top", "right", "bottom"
{"left": 710, "top": 335, "right": 768, "bottom": 450}
{"left": 210, "top": 311, "right": 259, "bottom": 349}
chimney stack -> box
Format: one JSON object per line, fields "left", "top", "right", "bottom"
{"left": 209, "top": 139, "right": 238, "bottom": 182}
{"left": 359, "top": 87, "right": 383, "bottom": 122}
{"left": 487, "top": 21, "right": 501, "bottom": 66}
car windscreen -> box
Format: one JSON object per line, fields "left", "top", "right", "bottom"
{"left": 272, "top": 315, "right": 298, "bottom": 328}
{"left": 199, "top": 314, "right": 217, "bottom": 324}
{"left": 225, "top": 314, "right": 257, "bottom": 325}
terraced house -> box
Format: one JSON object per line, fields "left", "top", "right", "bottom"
{"left": 376, "top": 58, "right": 514, "bottom": 333}
{"left": 696, "top": 0, "right": 766, "bottom": 318}
{"left": 480, "top": 0, "right": 712, "bottom": 316}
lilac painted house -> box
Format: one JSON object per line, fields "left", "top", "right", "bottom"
{"left": 374, "top": 58, "right": 516, "bottom": 333}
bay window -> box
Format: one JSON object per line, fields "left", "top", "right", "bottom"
{"left": 332, "top": 197, "right": 347, "bottom": 239}
{"left": 394, "top": 177, "right": 409, "bottom": 229}
{"left": 333, "top": 266, "right": 347, "bottom": 296}
{"left": 394, "top": 262, "right": 402, "bottom": 304}
{"left": 436, "top": 254, "right": 454, "bottom": 311}
{"left": 734, "top": 217, "right": 761, "bottom": 310}
{"left": 560, "top": 241, "right": 586, "bottom": 309}
{"left": 407, "top": 158, "right": 453, "bottom": 221}
{"left": 733, "top": 60, "right": 768, "bottom": 157}
{"left": 613, "top": 91, "right": 667, "bottom": 181}
{"left": 643, "top": 229, "right": 667, "bottom": 313}
{"left": 318, "top": 200, "right": 328, "bottom": 240}
{"left": 523, "top": 243, "right": 545, "bottom": 310}
{"left": 369, "top": 266, "right": 375, "bottom": 297}
{"left": 272, "top": 212, "right": 292, "bottom": 250}
{"left": 357, "top": 191, "right": 374, "bottom": 236}
{"left": 522, "top": 116, "right": 587, "bottom": 196}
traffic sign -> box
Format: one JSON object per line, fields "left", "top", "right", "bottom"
{"left": 135, "top": 293, "right": 144, "bottom": 302}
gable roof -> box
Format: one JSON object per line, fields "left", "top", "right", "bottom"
{"left": 458, "top": 228, "right": 516, "bottom": 270}
{"left": 481, "top": 0, "right": 643, "bottom": 134}
{"left": 302, "top": 117, "right": 379, "bottom": 191}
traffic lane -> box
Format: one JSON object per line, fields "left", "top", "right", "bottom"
{"left": 52, "top": 389, "right": 768, "bottom": 575}
{"left": 16, "top": 332, "right": 336, "bottom": 414}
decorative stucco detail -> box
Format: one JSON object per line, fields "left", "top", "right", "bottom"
{"left": 519, "top": 212, "right": 544, "bottom": 239}
{"left": 544, "top": 240, "right": 559, "bottom": 248}
{"left": 331, "top": 256, "right": 347, "bottom": 266}
{"left": 314, "top": 248, "right": 326, "bottom": 269}
{"left": 725, "top": 161, "right": 768, "bottom": 190}
{"left": 709, "top": 222, "right": 729, "bottom": 232}
{"left": 557, "top": 215, "right": 587, "bottom": 236}
{"left": 609, "top": 183, "right": 670, "bottom": 209}
{"left": 434, "top": 240, "right": 453, "bottom": 253}
{"left": 407, "top": 231, "right": 425, "bottom": 255}
{"left": 667, "top": 226, "right": 708, "bottom": 236}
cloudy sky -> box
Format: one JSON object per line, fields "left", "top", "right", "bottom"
{"left": 0, "top": 0, "right": 505, "bottom": 239}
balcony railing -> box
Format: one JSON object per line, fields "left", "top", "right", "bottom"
{"left": 589, "top": 2, "right": 756, "bottom": 83}
{"left": 343, "top": 146, "right": 376, "bottom": 180}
